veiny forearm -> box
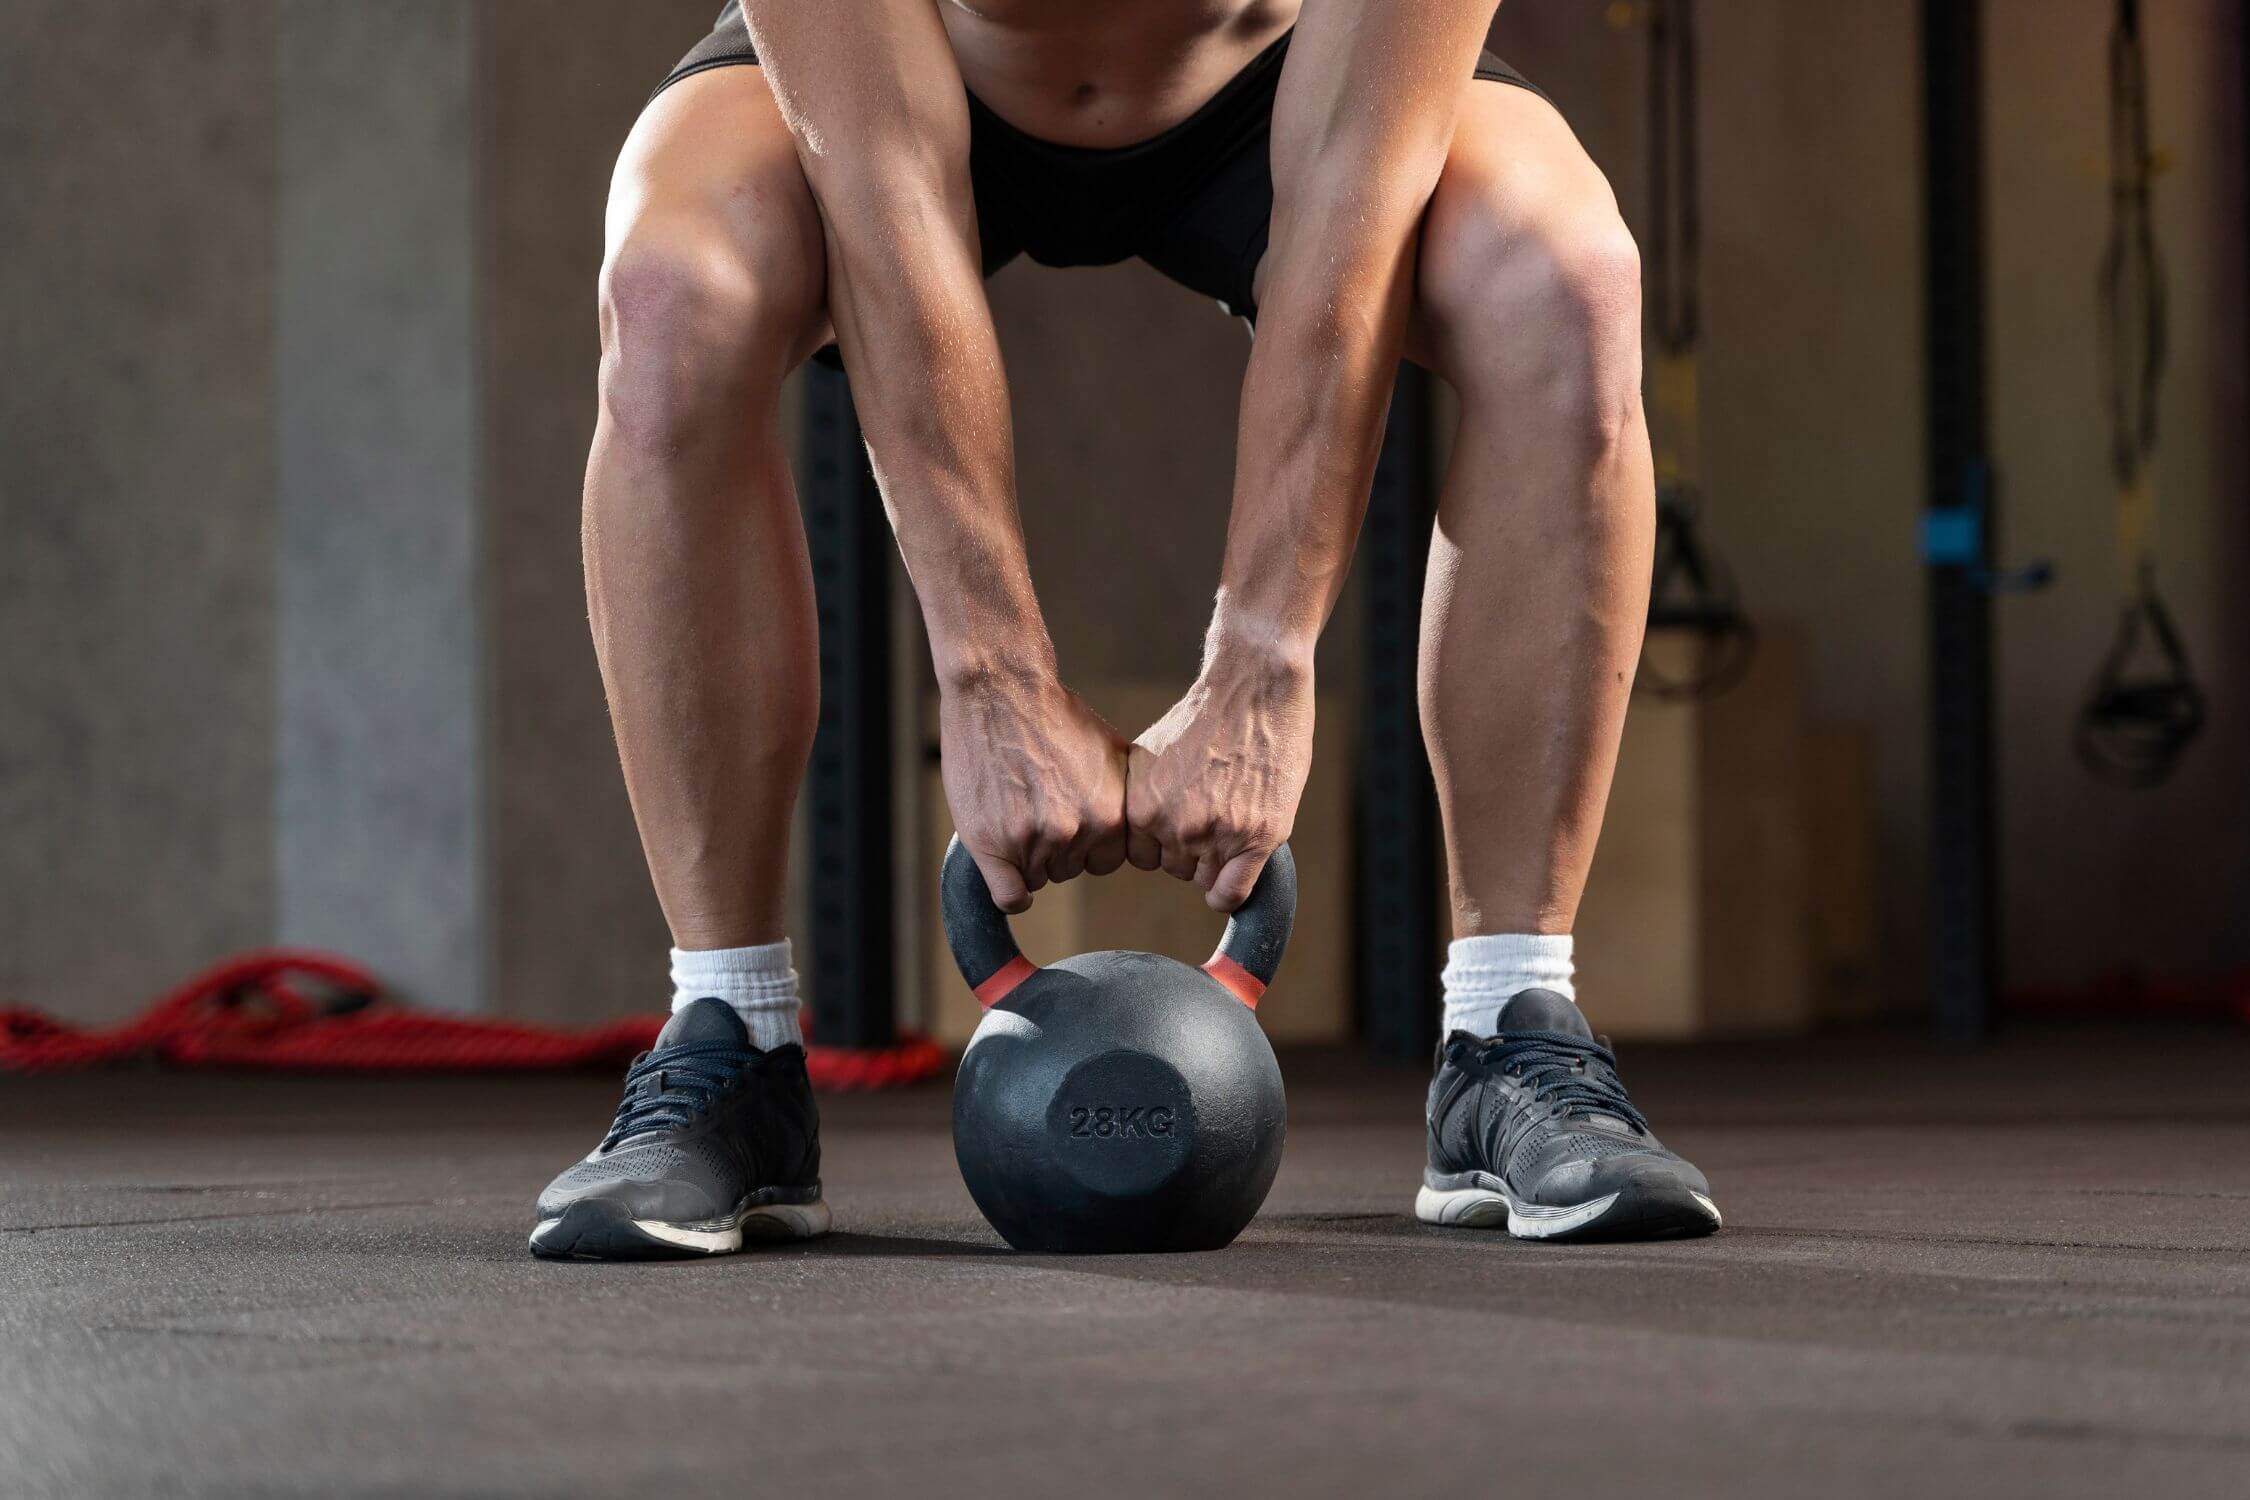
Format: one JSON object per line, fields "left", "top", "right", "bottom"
{"left": 1213, "top": 0, "right": 1496, "bottom": 664}
{"left": 1215, "top": 219, "right": 1417, "bottom": 660}
{"left": 742, "top": 0, "right": 1050, "bottom": 685}
{"left": 818, "top": 183, "right": 1053, "bottom": 683}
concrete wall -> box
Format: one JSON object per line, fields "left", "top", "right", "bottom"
{"left": 1, "top": 4, "right": 279, "bottom": 1023}
{"left": 477, "top": 1, "right": 716, "bottom": 1023}
{"left": 274, "top": 1, "right": 484, "bottom": 1009}
{"left": 0, "top": 2, "right": 707, "bottom": 1022}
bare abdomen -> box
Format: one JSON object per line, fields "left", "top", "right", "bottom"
{"left": 941, "top": 0, "right": 1297, "bottom": 148}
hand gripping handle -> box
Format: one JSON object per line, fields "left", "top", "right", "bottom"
{"left": 939, "top": 838, "right": 1297, "bottom": 1010}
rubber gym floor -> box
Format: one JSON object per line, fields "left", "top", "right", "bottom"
{"left": 5, "top": 1024, "right": 2247, "bottom": 1498}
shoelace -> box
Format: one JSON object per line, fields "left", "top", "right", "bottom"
{"left": 602, "top": 1039, "right": 759, "bottom": 1149}
{"left": 1474, "top": 1030, "right": 1650, "bottom": 1135}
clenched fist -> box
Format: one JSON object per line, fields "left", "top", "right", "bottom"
{"left": 1127, "top": 650, "right": 1314, "bottom": 912}
{"left": 940, "top": 669, "right": 1130, "bottom": 914}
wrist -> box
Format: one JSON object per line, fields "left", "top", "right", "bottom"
{"left": 1200, "top": 631, "right": 1316, "bottom": 698}
{"left": 932, "top": 638, "right": 1060, "bottom": 700}
{"left": 1201, "top": 595, "right": 1318, "bottom": 687}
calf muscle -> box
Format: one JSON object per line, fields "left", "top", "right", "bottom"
{"left": 583, "top": 69, "right": 827, "bottom": 950}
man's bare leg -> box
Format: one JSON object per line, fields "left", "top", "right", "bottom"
{"left": 534, "top": 68, "right": 838, "bottom": 1260}
{"left": 583, "top": 69, "right": 832, "bottom": 954}
{"left": 1408, "top": 84, "right": 1655, "bottom": 947}
{"left": 1403, "top": 85, "right": 1717, "bottom": 1241}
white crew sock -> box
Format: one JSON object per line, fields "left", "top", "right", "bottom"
{"left": 1440, "top": 933, "right": 1576, "bottom": 1039}
{"left": 670, "top": 940, "right": 803, "bottom": 1050}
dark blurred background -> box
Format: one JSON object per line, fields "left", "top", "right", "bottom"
{"left": 3, "top": 0, "right": 2244, "bottom": 1045}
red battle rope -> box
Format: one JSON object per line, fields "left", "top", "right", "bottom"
{"left": 0, "top": 950, "right": 947, "bottom": 1090}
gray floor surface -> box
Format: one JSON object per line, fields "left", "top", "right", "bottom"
{"left": 4, "top": 1026, "right": 2248, "bottom": 1498}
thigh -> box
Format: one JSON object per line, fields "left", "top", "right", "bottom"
{"left": 1229, "top": 73, "right": 1594, "bottom": 344}
{"left": 610, "top": 65, "right": 834, "bottom": 368}
{"left": 1405, "top": 81, "right": 1633, "bottom": 380}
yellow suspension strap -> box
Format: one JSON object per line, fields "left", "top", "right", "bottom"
{"left": 1631, "top": 0, "right": 1753, "bottom": 700}
{"left": 2076, "top": 0, "right": 2204, "bottom": 786}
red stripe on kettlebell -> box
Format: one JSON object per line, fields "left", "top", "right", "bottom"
{"left": 1201, "top": 953, "right": 1265, "bottom": 1009}
{"left": 972, "top": 955, "right": 1039, "bottom": 1009}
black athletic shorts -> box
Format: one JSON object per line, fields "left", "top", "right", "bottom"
{"left": 657, "top": 4, "right": 1543, "bottom": 366}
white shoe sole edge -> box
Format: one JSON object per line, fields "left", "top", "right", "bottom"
{"left": 529, "top": 1198, "right": 832, "bottom": 1256}
{"left": 1414, "top": 1181, "right": 1722, "bottom": 1240}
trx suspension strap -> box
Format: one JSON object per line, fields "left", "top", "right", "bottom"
{"left": 1636, "top": 0, "right": 1753, "bottom": 700}
{"left": 2077, "top": 0, "right": 2205, "bottom": 786}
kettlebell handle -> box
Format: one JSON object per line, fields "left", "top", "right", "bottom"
{"left": 940, "top": 837, "right": 1297, "bottom": 1011}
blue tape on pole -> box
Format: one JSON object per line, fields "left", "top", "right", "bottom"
{"left": 1922, "top": 507, "right": 1983, "bottom": 565}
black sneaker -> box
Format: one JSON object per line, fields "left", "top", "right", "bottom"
{"left": 528, "top": 997, "right": 828, "bottom": 1259}
{"left": 1416, "top": 989, "right": 1720, "bottom": 1241}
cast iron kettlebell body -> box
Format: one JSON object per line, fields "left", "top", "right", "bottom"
{"left": 941, "top": 839, "right": 1294, "bottom": 1253}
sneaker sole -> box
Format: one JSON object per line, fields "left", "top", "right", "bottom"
{"left": 1415, "top": 1177, "right": 1721, "bottom": 1242}
{"left": 528, "top": 1195, "right": 831, "bottom": 1261}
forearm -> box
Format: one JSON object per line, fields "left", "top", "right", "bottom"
{"left": 742, "top": 0, "right": 1049, "bottom": 687}
{"left": 820, "top": 185, "right": 1051, "bottom": 686}
{"left": 1213, "top": 223, "right": 1416, "bottom": 665}
{"left": 1213, "top": 0, "right": 1495, "bottom": 667}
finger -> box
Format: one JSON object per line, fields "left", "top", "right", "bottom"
{"left": 1160, "top": 840, "right": 1199, "bottom": 882}
{"left": 1056, "top": 812, "right": 1116, "bottom": 884}
{"left": 1193, "top": 848, "right": 1225, "bottom": 895}
{"left": 1024, "top": 824, "right": 1074, "bottom": 890}
{"left": 1048, "top": 836, "right": 1090, "bottom": 885}
{"left": 973, "top": 850, "right": 1033, "bottom": 914}
{"left": 1126, "top": 827, "right": 1164, "bottom": 871}
{"left": 1084, "top": 827, "right": 1128, "bottom": 877}
{"left": 1208, "top": 847, "right": 1271, "bottom": 913}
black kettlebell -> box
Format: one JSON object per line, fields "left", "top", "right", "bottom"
{"left": 941, "top": 837, "right": 1294, "bottom": 1253}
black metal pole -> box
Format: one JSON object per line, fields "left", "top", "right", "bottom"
{"left": 1356, "top": 364, "right": 1443, "bottom": 1061}
{"left": 801, "top": 363, "right": 897, "bottom": 1049}
{"left": 1921, "top": 0, "right": 1998, "bottom": 1047}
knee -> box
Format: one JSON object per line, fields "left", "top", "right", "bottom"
{"left": 1420, "top": 181, "right": 1644, "bottom": 455}
{"left": 596, "top": 224, "right": 818, "bottom": 449}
